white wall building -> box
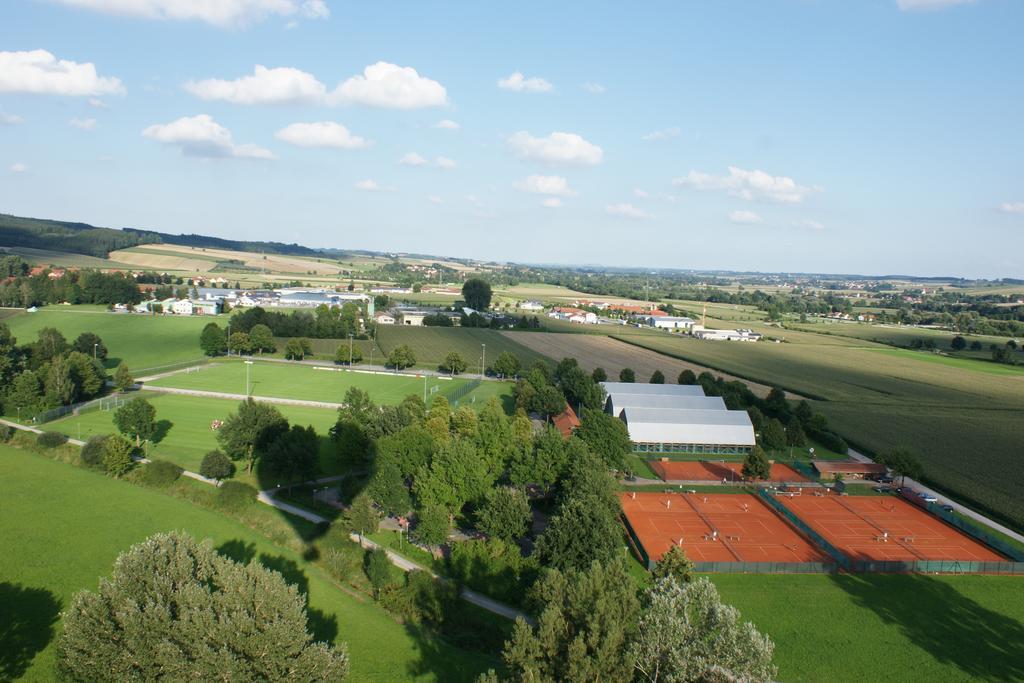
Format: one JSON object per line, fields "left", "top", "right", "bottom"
{"left": 650, "top": 316, "right": 695, "bottom": 330}
{"left": 691, "top": 325, "right": 762, "bottom": 342}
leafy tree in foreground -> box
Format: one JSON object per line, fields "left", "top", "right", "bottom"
{"left": 284, "top": 337, "right": 313, "bottom": 360}
{"left": 199, "top": 450, "right": 234, "bottom": 480}
{"left": 502, "top": 559, "right": 639, "bottom": 682}
{"left": 619, "top": 367, "right": 636, "bottom": 383}
{"left": 534, "top": 495, "right": 621, "bottom": 572}
{"left": 653, "top": 545, "right": 695, "bottom": 585}
{"left": 113, "top": 396, "right": 157, "bottom": 447}
{"left": 113, "top": 362, "right": 134, "bottom": 393}
{"left": 249, "top": 323, "right": 276, "bottom": 354}
{"left": 199, "top": 322, "right": 226, "bottom": 356}
{"left": 477, "top": 486, "right": 532, "bottom": 542}
{"left": 630, "top": 577, "right": 775, "bottom": 683}
{"left": 365, "top": 547, "right": 392, "bottom": 598}
{"left": 58, "top": 532, "right": 348, "bottom": 681}
{"left": 442, "top": 351, "right": 467, "bottom": 375}
{"left": 335, "top": 343, "right": 363, "bottom": 365}
{"left": 412, "top": 504, "right": 450, "bottom": 548}
{"left": 742, "top": 445, "right": 771, "bottom": 481}
{"left": 759, "top": 418, "right": 787, "bottom": 451}
{"left": 493, "top": 351, "right": 521, "bottom": 378}
{"left": 462, "top": 277, "right": 493, "bottom": 311}
{"left": 576, "top": 408, "right": 632, "bottom": 470}
{"left": 386, "top": 344, "right": 417, "bottom": 370}
{"left": 343, "top": 492, "right": 381, "bottom": 536}
{"left": 72, "top": 332, "right": 107, "bottom": 360}
{"left": 217, "top": 398, "right": 289, "bottom": 474}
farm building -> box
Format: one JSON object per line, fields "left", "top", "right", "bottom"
{"left": 519, "top": 300, "right": 544, "bottom": 311}
{"left": 812, "top": 461, "right": 888, "bottom": 480}
{"left": 602, "top": 382, "right": 755, "bottom": 455}
{"left": 548, "top": 307, "right": 598, "bottom": 324}
{"left": 375, "top": 311, "right": 397, "bottom": 325}
{"left": 691, "top": 326, "right": 762, "bottom": 342}
{"left": 649, "top": 315, "right": 695, "bottom": 330}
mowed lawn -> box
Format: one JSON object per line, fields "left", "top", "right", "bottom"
{"left": 47, "top": 393, "right": 341, "bottom": 481}
{"left": 713, "top": 573, "right": 1024, "bottom": 682}
{"left": 148, "top": 360, "right": 514, "bottom": 410}
{"left": 2, "top": 307, "right": 214, "bottom": 373}
{"left": 0, "top": 448, "right": 495, "bottom": 682}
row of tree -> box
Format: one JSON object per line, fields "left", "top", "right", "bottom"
{"left": 0, "top": 265, "right": 143, "bottom": 308}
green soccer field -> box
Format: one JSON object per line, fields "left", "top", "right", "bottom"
{"left": 147, "top": 360, "right": 514, "bottom": 411}
{"left": 2, "top": 307, "right": 215, "bottom": 373}
{"left": 0, "top": 447, "right": 495, "bottom": 682}
{"left": 46, "top": 393, "right": 341, "bottom": 482}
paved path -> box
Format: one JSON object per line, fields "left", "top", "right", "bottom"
{"left": 0, "top": 417, "right": 529, "bottom": 622}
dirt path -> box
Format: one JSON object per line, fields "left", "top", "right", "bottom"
{"left": 503, "top": 331, "right": 785, "bottom": 398}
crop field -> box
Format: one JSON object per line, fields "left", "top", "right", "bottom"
{"left": 0, "top": 447, "right": 494, "bottom": 682}
{"left": 0, "top": 246, "right": 136, "bottom": 269}
{"left": 46, "top": 392, "right": 341, "bottom": 481}
{"left": 613, "top": 332, "right": 1024, "bottom": 530}
{"left": 2, "top": 308, "right": 215, "bottom": 373}
{"left": 664, "top": 299, "right": 769, "bottom": 322}
{"left": 375, "top": 326, "right": 549, "bottom": 371}
{"left": 712, "top": 573, "right": 1024, "bottom": 682}
{"left": 503, "top": 331, "right": 782, "bottom": 398}
{"left": 111, "top": 244, "right": 346, "bottom": 276}
{"left": 147, "top": 360, "right": 510, "bottom": 409}
{"left": 788, "top": 320, "right": 1016, "bottom": 353}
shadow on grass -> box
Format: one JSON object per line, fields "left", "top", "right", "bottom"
{"left": 830, "top": 572, "right": 1024, "bottom": 681}
{"left": 151, "top": 419, "right": 172, "bottom": 445}
{"left": 0, "top": 582, "right": 62, "bottom": 680}
{"left": 214, "top": 540, "right": 338, "bottom": 644}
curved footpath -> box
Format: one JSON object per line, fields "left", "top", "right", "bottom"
{"left": 0, "top": 417, "right": 529, "bottom": 623}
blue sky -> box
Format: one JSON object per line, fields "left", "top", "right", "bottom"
{"left": 1, "top": 0, "right": 1022, "bottom": 278}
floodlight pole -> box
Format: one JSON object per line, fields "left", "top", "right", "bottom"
{"left": 481, "top": 343, "right": 486, "bottom": 379}
{"left": 349, "top": 334, "right": 354, "bottom": 366}
{"left": 245, "top": 360, "right": 253, "bottom": 396}
{"left": 93, "top": 342, "right": 98, "bottom": 359}
{"left": 423, "top": 375, "right": 427, "bottom": 402}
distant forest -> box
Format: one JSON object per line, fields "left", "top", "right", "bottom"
{"left": 0, "top": 213, "right": 322, "bottom": 259}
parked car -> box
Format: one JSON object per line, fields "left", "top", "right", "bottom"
{"left": 876, "top": 475, "right": 894, "bottom": 484}
{"left": 941, "top": 504, "right": 955, "bottom": 512}
{"left": 873, "top": 485, "right": 893, "bottom": 493}
{"left": 917, "top": 492, "right": 938, "bottom": 503}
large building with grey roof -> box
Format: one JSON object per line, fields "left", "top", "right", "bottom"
{"left": 601, "top": 382, "right": 755, "bottom": 455}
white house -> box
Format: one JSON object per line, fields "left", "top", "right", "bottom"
{"left": 171, "top": 299, "right": 195, "bottom": 316}
{"left": 519, "top": 300, "right": 544, "bottom": 311}
{"left": 375, "top": 312, "right": 397, "bottom": 325}
{"left": 548, "top": 307, "right": 598, "bottom": 324}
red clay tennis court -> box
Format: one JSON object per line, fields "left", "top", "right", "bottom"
{"left": 620, "top": 491, "right": 828, "bottom": 564}
{"left": 776, "top": 492, "right": 1006, "bottom": 562}
{"left": 649, "top": 461, "right": 808, "bottom": 483}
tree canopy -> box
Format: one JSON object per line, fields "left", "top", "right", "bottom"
{"left": 461, "top": 278, "right": 493, "bottom": 311}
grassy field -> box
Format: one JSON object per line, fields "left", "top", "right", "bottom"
{"left": 0, "top": 246, "right": 136, "bottom": 270}
{"left": 0, "top": 447, "right": 495, "bottom": 682}
{"left": 45, "top": 392, "right": 341, "bottom": 483}
{"left": 788, "top": 320, "right": 1018, "bottom": 354}
{"left": 713, "top": 573, "right": 1024, "bottom": 682}
{"left": 375, "top": 326, "right": 550, "bottom": 372}
{"left": 147, "top": 360, "right": 513, "bottom": 410}
{"left": 612, "top": 331, "right": 1024, "bottom": 530}
{"left": 2, "top": 308, "right": 215, "bottom": 373}
{"left": 864, "top": 347, "right": 1024, "bottom": 376}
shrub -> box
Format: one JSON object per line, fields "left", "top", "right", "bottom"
{"left": 37, "top": 431, "right": 68, "bottom": 449}
{"left": 0, "top": 424, "right": 12, "bottom": 442}
{"left": 321, "top": 546, "right": 361, "bottom": 584}
{"left": 80, "top": 435, "right": 109, "bottom": 467}
{"left": 216, "top": 481, "right": 257, "bottom": 510}
{"left": 142, "top": 459, "right": 183, "bottom": 487}
{"left": 103, "top": 435, "right": 135, "bottom": 477}
{"left": 199, "top": 450, "right": 234, "bottom": 480}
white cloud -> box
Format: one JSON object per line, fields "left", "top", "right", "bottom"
{"left": 49, "top": 0, "right": 330, "bottom": 28}
{"left": 998, "top": 202, "right": 1024, "bottom": 214}
{"left": 274, "top": 121, "right": 370, "bottom": 148}
{"left": 793, "top": 219, "right": 825, "bottom": 230}
{"left": 633, "top": 188, "right": 649, "bottom": 198}
{"left": 641, "top": 126, "right": 681, "bottom": 141}
{"left": 498, "top": 71, "right": 553, "bottom": 93}
{"left": 69, "top": 117, "right": 97, "bottom": 130}
{"left": 514, "top": 175, "right": 575, "bottom": 197}
{"left": 672, "top": 166, "right": 816, "bottom": 204}
{"left": 0, "top": 50, "right": 124, "bottom": 96}
{"left": 399, "top": 152, "right": 428, "bottom": 166}
{"left": 427, "top": 195, "right": 442, "bottom": 205}
{"left": 897, "top": 0, "right": 975, "bottom": 10}
{"left": 354, "top": 179, "right": 380, "bottom": 191}
{"left": 434, "top": 119, "right": 459, "bottom": 130}
{"left": 581, "top": 82, "right": 606, "bottom": 94}
{"left": 142, "top": 114, "right": 274, "bottom": 160}
{"left": 606, "top": 203, "right": 653, "bottom": 220}
{"left": 508, "top": 131, "right": 603, "bottom": 166}
{"left": 88, "top": 97, "right": 109, "bottom": 108}
{"left": 729, "top": 210, "right": 762, "bottom": 224}
{"left": 331, "top": 62, "right": 447, "bottom": 109}
{"left": 434, "top": 156, "right": 456, "bottom": 169}
{"left": 10, "top": 162, "right": 29, "bottom": 173}
{"left": 541, "top": 198, "right": 562, "bottom": 209}
{"left": 0, "top": 108, "right": 23, "bottom": 125}
{"left": 184, "top": 65, "right": 325, "bottom": 105}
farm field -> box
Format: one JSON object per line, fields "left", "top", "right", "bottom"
{"left": 712, "top": 573, "right": 1024, "bottom": 683}
{"left": 0, "top": 447, "right": 495, "bottom": 682}
{"left": 864, "top": 347, "right": 1024, "bottom": 376}
{"left": 375, "top": 326, "right": 549, "bottom": 372}
{"left": 2, "top": 308, "right": 215, "bottom": 373}
{"left": 111, "top": 244, "right": 347, "bottom": 276}
{"left": 502, "top": 331, "right": 783, "bottom": 398}
{"left": 0, "top": 246, "right": 136, "bottom": 270}
{"left": 664, "top": 299, "right": 769, "bottom": 322}
{"left": 612, "top": 332, "right": 1024, "bottom": 531}
{"left": 788, "top": 320, "right": 1017, "bottom": 354}
{"left": 45, "top": 392, "right": 341, "bottom": 481}
{"left": 147, "top": 360, "right": 511, "bottom": 409}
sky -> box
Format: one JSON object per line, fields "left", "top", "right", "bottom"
{"left": 1, "top": 0, "right": 1022, "bottom": 278}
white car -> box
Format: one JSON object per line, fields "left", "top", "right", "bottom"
{"left": 917, "top": 492, "right": 938, "bottom": 503}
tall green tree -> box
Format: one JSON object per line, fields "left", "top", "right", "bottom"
{"left": 630, "top": 577, "right": 775, "bottom": 683}
{"left": 386, "top": 344, "right": 416, "bottom": 369}
{"left": 58, "top": 532, "right": 348, "bottom": 681}
{"left": 576, "top": 408, "right": 633, "bottom": 470}
{"left": 652, "top": 545, "right": 694, "bottom": 584}
{"left": 878, "top": 447, "right": 924, "bottom": 485}
{"left": 442, "top": 351, "right": 467, "bottom": 375}
{"left": 33, "top": 327, "right": 68, "bottom": 365}
{"left": 412, "top": 504, "right": 451, "bottom": 548}
{"left": 492, "top": 351, "right": 521, "bottom": 378}
{"left": 249, "top": 324, "right": 276, "bottom": 354}
{"left": 742, "top": 445, "right": 771, "bottom": 481}
{"left": 678, "top": 369, "right": 697, "bottom": 385}
{"left": 72, "top": 332, "right": 107, "bottom": 360}
{"left": 102, "top": 434, "right": 135, "bottom": 477}
{"left": 8, "top": 370, "right": 42, "bottom": 414}
{"left": 43, "top": 355, "right": 75, "bottom": 407}
{"left": 760, "top": 418, "right": 787, "bottom": 451}
{"left": 216, "top": 398, "right": 289, "bottom": 473}
{"left": 502, "top": 560, "right": 639, "bottom": 682}
{"left": 619, "top": 367, "right": 636, "bottom": 383}
{"left": 461, "top": 278, "right": 493, "bottom": 311}
{"left": 414, "top": 439, "right": 493, "bottom": 514}
{"left": 592, "top": 366, "right": 608, "bottom": 383}
{"left": 284, "top": 338, "right": 312, "bottom": 360}
{"left": 261, "top": 424, "right": 319, "bottom": 491}
{"left": 114, "top": 397, "right": 157, "bottom": 447}
{"left": 199, "top": 322, "right": 227, "bottom": 356}
{"left": 343, "top": 492, "right": 381, "bottom": 536}
{"left": 477, "top": 486, "right": 532, "bottom": 542}
{"left": 113, "top": 362, "right": 134, "bottom": 393}
{"left": 649, "top": 369, "right": 666, "bottom": 384}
